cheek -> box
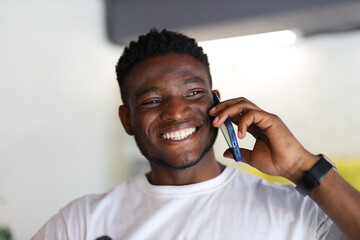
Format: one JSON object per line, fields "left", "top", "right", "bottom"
{"left": 133, "top": 112, "right": 158, "bottom": 138}
{"left": 196, "top": 98, "right": 213, "bottom": 117}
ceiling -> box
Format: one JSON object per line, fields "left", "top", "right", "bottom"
{"left": 106, "top": 0, "right": 360, "bottom": 45}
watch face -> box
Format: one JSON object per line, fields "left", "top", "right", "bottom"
{"left": 321, "top": 154, "right": 337, "bottom": 170}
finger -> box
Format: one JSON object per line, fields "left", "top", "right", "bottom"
{"left": 238, "top": 109, "right": 277, "bottom": 140}
{"left": 223, "top": 148, "right": 253, "bottom": 166}
{"left": 210, "top": 97, "right": 247, "bottom": 114}
{"left": 243, "top": 124, "right": 265, "bottom": 140}
{"left": 223, "top": 148, "right": 233, "bottom": 159}
{"left": 211, "top": 99, "right": 262, "bottom": 127}
{"left": 210, "top": 97, "right": 261, "bottom": 116}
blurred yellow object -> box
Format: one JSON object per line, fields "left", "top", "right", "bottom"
{"left": 233, "top": 158, "right": 360, "bottom": 191}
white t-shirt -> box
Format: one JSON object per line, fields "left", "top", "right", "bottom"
{"left": 32, "top": 165, "right": 346, "bottom": 240}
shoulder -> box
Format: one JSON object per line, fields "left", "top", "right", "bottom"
{"left": 229, "top": 165, "right": 296, "bottom": 193}
{"left": 61, "top": 176, "right": 142, "bottom": 221}
{"left": 229, "top": 166, "right": 344, "bottom": 238}
{"left": 225, "top": 165, "right": 328, "bottom": 222}
{"left": 32, "top": 176, "right": 141, "bottom": 239}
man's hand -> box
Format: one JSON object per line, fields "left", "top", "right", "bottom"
{"left": 210, "top": 96, "right": 360, "bottom": 239}
{"left": 209, "top": 97, "right": 319, "bottom": 183}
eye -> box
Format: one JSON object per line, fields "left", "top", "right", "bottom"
{"left": 141, "top": 99, "right": 161, "bottom": 107}
{"left": 187, "top": 90, "right": 205, "bottom": 99}
{"left": 188, "top": 91, "right": 201, "bottom": 96}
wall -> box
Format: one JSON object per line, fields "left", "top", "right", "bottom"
{"left": 202, "top": 30, "right": 360, "bottom": 159}
{"left": 0, "top": 1, "right": 126, "bottom": 239}
{"left": 0, "top": 1, "right": 359, "bottom": 239}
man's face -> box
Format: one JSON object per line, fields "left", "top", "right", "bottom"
{"left": 121, "top": 53, "right": 218, "bottom": 169}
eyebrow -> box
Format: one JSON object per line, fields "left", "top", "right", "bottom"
{"left": 135, "top": 77, "right": 206, "bottom": 100}
{"left": 178, "top": 77, "right": 206, "bottom": 87}
{"left": 135, "top": 86, "right": 163, "bottom": 100}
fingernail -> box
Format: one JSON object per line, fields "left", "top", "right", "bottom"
{"left": 209, "top": 107, "right": 216, "bottom": 113}
{"left": 238, "top": 130, "right": 242, "bottom": 139}
{"left": 213, "top": 116, "right": 219, "bottom": 124}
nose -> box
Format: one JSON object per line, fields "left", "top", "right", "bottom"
{"left": 160, "top": 97, "right": 191, "bottom": 121}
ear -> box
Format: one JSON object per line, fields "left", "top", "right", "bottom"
{"left": 118, "top": 105, "right": 133, "bottom": 135}
{"left": 212, "top": 89, "right": 220, "bottom": 100}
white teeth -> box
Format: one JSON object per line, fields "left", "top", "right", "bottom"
{"left": 162, "top": 127, "right": 196, "bottom": 140}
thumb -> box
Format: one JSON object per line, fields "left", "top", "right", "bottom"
{"left": 223, "top": 148, "right": 253, "bottom": 165}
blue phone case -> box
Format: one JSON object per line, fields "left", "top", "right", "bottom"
{"left": 212, "top": 92, "right": 242, "bottom": 162}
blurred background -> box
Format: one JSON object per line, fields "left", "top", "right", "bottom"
{"left": 0, "top": 0, "right": 359, "bottom": 239}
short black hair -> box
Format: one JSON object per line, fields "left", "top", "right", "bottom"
{"left": 115, "top": 28, "right": 211, "bottom": 105}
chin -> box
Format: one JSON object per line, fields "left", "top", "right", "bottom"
{"left": 149, "top": 155, "right": 202, "bottom": 170}
{"left": 148, "top": 143, "right": 215, "bottom": 170}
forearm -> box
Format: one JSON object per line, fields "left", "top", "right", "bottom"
{"left": 309, "top": 169, "right": 360, "bottom": 240}
{"left": 285, "top": 153, "right": 360, "bottom": 239}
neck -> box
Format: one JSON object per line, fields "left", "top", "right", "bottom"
{"left": 146, "top": 149, "right": 225, "bottom": 185}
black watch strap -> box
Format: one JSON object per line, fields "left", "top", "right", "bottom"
{"left": 295, "top": 154, "right": 336, "bottom": 196}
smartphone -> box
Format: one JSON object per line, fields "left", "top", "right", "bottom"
{"left": 212, "top": 92, "right": 242, "bottom": 162}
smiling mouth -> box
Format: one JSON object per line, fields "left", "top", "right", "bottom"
{"left": 161, "top": 127, "right": 197, "bottom": 141}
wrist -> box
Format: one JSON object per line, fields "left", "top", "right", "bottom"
{"left": 295, "top": 154, "right": 337, "bottom": 196}
{"left": 285, "top": 152, "right": 319, "bottom": 184}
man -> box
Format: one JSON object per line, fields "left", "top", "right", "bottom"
{"left": 33, "top": 29, "right": 360, "bottom": 239}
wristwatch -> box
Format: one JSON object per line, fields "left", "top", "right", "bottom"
{"left": 295, "top": 154, "right": 337, "bottom": 196}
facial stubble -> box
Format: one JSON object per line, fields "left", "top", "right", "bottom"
{"left": 133, "top": 126, "right": 218, "bottom": 170}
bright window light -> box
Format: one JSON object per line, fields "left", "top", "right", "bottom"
{"left": 200, "top": 30, "right": 298, "bottom": 51}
